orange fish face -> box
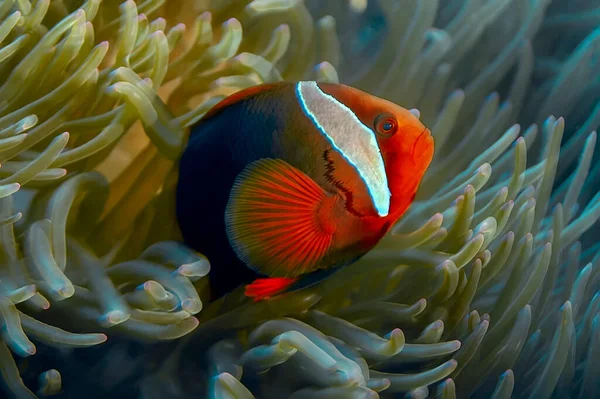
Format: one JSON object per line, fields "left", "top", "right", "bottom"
{"left": 372, "top": 105, "right": 435, "bottom": 200}
{"left": 317, "top": 83, "right": 434, "bottom": 218}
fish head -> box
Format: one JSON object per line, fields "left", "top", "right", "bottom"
{"left": 370, "top": 101, "right": 434, "bottom": 218}
{"left": 315, "top": 83, "right": 434, "bottom": 218}
{"left": 372, "top": 104, "right": 434, "bottom": 187}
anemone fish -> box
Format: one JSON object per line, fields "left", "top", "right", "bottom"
{"left": 176, "top": 81, "right": 434, "bottom": 301}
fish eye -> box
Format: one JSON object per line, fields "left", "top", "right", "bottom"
{"left": 374, "top": 113, "right": 397, "bottom": 136}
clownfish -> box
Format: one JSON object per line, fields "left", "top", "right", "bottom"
{"left": 176, "top": 81, "right": 434, "bottom": 301}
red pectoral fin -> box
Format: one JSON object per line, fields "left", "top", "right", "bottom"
{"left": 225, "top": 158, "right": 336, "bottom": 278}
{"left": 245, "top": 277, "right": 299, "bottom": 301}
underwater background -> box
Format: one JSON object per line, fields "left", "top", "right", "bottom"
{"left": 1, "top": 0, "right": 600, "bottom": 397}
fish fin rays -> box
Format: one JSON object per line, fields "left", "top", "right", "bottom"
{"left": 225, "top": 158, "right": 336, "bottom": 278}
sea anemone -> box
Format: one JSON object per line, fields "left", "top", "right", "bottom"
{"left": 1, "top": 0, "right": 599, "bottom": 398}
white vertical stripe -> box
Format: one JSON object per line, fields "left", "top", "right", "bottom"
{"left": 295, "top": 81, "right": 390, "bottom": 217}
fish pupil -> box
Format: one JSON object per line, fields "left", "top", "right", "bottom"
{"left": 374, "top": 114, "right": 396, "bottom": 136}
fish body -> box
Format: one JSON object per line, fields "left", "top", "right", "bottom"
{"left": 176, "top": 81, "right": 434, "bottom": 300}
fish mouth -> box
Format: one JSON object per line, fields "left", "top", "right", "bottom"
{"left": 411, "top": 127, "right": 432, "bottom": 162}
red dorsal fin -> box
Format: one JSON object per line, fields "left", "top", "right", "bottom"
{"left": 225, "top": 158, "right": 336, "bottom": 278}
{"left": 245, "top": 277, "right": 298, "bottom": 301}
{"left": 202, "top": 82, "right": 289, "bottom": 121}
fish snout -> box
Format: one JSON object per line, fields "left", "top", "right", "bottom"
{"left": 411, "top": 128, "right": 433, "bottom": 163}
